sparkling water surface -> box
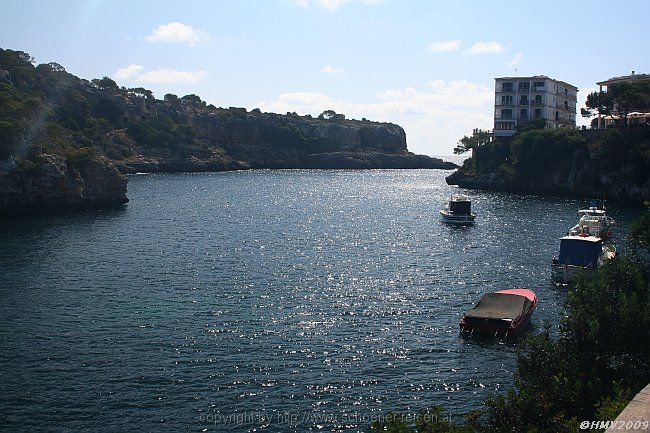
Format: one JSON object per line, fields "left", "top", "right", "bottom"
{"left": 0, "top": 169, "right": 641, "bottom": 432}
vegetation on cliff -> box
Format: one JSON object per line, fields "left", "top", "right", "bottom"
{"left": 446, "top": 124, "right": 650, "bottom": 203}
{"left": 370, "top": 210, "right": 650, "bottom": 432}
{"left": 0, "top": 47, "right": 454, "bottom": 214}
{"left": 581, "top": 81, "right": 650, "bottom": 125}
{"left": 0, "top": 48, "right": 452, "bottom": 176}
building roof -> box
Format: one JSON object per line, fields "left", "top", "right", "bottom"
{"left": 597, "top": 72, "right": 650, "bottom": 86}
{"left": 494, "top": 75, "right": 578, "bottom": 90}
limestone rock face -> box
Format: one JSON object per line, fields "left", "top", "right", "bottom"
{"left": 116, "top": 105, "right": 455, "bottom": 172}
{"left": 445, "top": 131, "right": 650, "bottom": 204}
{"left": 0, "top": 48, "right": 458, "bottom": 216}
{"left": 0, "top": 155, "right": 128, "bottom": 216}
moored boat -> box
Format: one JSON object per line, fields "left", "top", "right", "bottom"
{"left": 460, "top": 288, "right": 537, "bottom": 337}
{"left": 440, "top": 194, "right": 476, "bottom": 225}
{"left": 551, "top": 235, "right": 616, "bottom": 283}
{"left": 570, "top": 203, "right": 615, "bottom": 238}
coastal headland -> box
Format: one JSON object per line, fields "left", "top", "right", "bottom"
{"left": 0, "top": 48, "right": 456, "bottom": 215}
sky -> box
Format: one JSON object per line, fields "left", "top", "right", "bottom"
{"left": 1, "top": 0, "right": 649, "bottom": 156}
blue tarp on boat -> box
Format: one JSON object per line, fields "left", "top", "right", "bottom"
{"left": 558, "top": 237, "right": 601, "bottom": 268}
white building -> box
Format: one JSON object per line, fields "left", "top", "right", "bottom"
{"left": 595, "top": 71, "right": 650, "bottom": 129}
{"left": 493, "top": 75, "right": 578, "bottom": 136}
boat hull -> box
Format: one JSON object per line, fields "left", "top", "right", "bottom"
{"left": 551, "top": 263, "right": 595, "bottom": 283}
{"left": 460, "top": 289, "right": 537, "bottom": 337}
{"left": 440, "top": 209, "right": 476, "bottom": 225}
{"left": 459, "top": 317, "right": 532, "bottom": 337}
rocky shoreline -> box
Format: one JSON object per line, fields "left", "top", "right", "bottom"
{"left": 0, "top": 48, "right": 457, "bottom": 216}
{"left": 445, "top": 128, "right": 650, "bottom": 204}
{"left": 0, "top": 155, "right": 128, "bottom": 216}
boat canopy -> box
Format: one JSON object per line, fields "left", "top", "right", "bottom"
{"left": 465, "top": 292, "right": 533, "bottom": 321}
{"left": 449, "top": 197, "right": 471, "bottom": 215}
{"left": 558, "top": 236, "right": 601, "bottom": 268}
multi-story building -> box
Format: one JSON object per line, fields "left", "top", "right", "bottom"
{"left": 493, "top": 75, "right": 578, "bottom": 136}
{"left": 595, "top": 71, "right": 649, "bottom": 129}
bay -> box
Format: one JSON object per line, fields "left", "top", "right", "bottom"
{"left": 0, "top": 169, "right": 641, "bottom": 432}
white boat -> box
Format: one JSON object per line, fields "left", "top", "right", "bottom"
{"left": 551, "top": 235, "right": 616, "bottom": 283}
{"left": 440, "top": 194, "right": 476, "bottom": 225}
{"left": 569, "top": 205, "right": 615, "bottom": 238}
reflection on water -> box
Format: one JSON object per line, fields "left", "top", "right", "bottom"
{"left": 0, "top": 169, "right": 641, "bottom": 432}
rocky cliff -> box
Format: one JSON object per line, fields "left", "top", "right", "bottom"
{"left": 0, "top": 48, "right": 455, "bottom": 215}
{"left": 0, "top": 154, "right": 127, "bottom": 216}
{"left": 446, "top": 128, "right": 650, "bottom": 204}
{"left": 112, "top": 105, "right": 456, "bottom": 173}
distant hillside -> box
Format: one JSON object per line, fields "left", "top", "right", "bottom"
{"left": 0, "top": 48, "right": 456, "bottom": 215}
{"left": 446, "top": 127, "right": 650, "bottom": 203}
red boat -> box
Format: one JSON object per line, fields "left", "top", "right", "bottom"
{"left": 460, "top": 288, "right": 537, "bottom": 337}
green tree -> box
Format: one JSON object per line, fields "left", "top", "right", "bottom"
{"left": 180, "top": 94, "right": 205, "bottom": 107}
{"left": 582, "top": 90, "right": 613, "bottom": 118}
{"left": 608, "top": 81, "right": 650, "bottom": 125}
{"left": 453, "top": 129, "right": 492, "bottom": 154}
{"left": 164, "top": 93, "right": 180, "bottom": 106}
{"left": 628, "top": 202, "right": 650, "bottom": 250}
{"left": 91, "top": 76, "right": 119, "bottom": 92}
{"left": 128, "top": 87, "right": 155, "bottom": 103}
{"left": 582, "top": 81, "right": 650, "bottom": 124}
{"left": 509, "top": 128, "right": 585, "bottom": 175}
{"left": 56, "top": 90, "right": 90, "bottom": 130}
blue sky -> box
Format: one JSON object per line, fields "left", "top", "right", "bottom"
{"left": 1, "top": 0, "right": 649, "bottom": 156}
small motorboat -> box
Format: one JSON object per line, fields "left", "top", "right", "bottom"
{"left": 572, "top": 202, "right": 615, "bottom": 238}
{"left": 551, "top": 235, "right": 616, "bottom": 283}
{"left": 440, "top": 194, "right": 476, "bottom": 225}
{"left": 460, "top": 288, "right": 537, "bottom": 337}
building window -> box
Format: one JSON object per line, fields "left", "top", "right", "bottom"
{"left": 502, "top": 82, "right": 513, "bottom": 92}
{"left": 518, "top": 82, "right": 530, "bottom": 91}
{"left": 534, "top": 95, "right": 542, "bottom": 105}
{"left": 519, "top": 95, "right": 528, "bottom": 105}
{"left": 520, "top": 108, "right": 528, "bottom": 118}
{"left": 564, "top": 101, "right": 568, "bottom": 110}
{"left": 533, "top": 81, "right": 545, "bottom": 89}
{"left": 534, "top": 108, "right": 542, "bottom": 118}
{"left": 501, "top": 109, "right": 513, "bottom": 119}
{"left": 501, "top": 95, "right": 513, "bottom": 105}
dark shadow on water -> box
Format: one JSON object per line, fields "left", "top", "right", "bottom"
{"left": 459, "top": 321, "right": 536, "bottom": 347}
{"left": 0, "top": 205, "right": 128, "bottom": 232}
{"left": 440, "top": 222, "right": 477, "bottom": 231}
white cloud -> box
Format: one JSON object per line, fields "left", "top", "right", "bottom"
{"left": 258, "top": 80, "right": 494, "bottom": 156}
{"left": 427, "top": 40, "right": 461, "bottom": 53}
{"left": 466, "top": 41, "right": 503, "bottom": 54}
{"left": 113, "top": 65, "right": 208, "bottom": 84}
{"left": 114, "top": 64, "right": 144, "bottom": 80}
{"left": 294, "top": 0, "right": 382, "bottom": 11}
{"left": 507, "top": 53, "right": 524, "bottom": 68}
{"left": 321, "top": 65, "right": 347, "bottom": 74}
{"left": 137, "top": 68, "right": 208, "bottom": 84}
{"left": 145, "top": 22, "right": 210, "bottom": 45}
